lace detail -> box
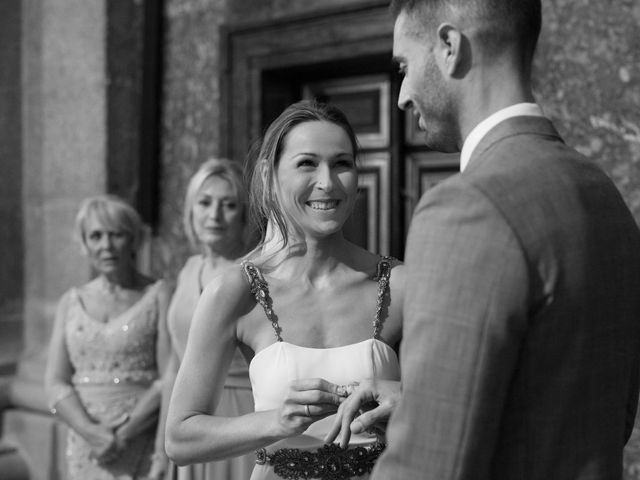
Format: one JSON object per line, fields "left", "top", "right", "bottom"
{"left": 65, "top": 284, "right": 161, "bottom": 387}
{"left": 72, "top": 370, "right": 157, "bottom": 386}
{"left": 61, "top": 281, "right": 164, "bottom": 479}
{"left": 66, "top": 386, "right": 154, "bottom": 479}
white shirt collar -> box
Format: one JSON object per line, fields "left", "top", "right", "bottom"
{"left": 460, "top": 103, "right": 544, "bottom": 172}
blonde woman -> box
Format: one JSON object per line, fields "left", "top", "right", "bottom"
{"left": 45, "top": 194, "right": 170, "bottom": 479}
{"left": 163, "top": 158, "right": 256, "bottom": 480}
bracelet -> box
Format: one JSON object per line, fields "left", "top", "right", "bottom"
{"left": 48, "top": 384, "right": 76, "bottom": 414}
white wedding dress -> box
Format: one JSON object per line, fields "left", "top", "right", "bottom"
{"left": 243, "top": 260, "right": 400, "bottom": 480}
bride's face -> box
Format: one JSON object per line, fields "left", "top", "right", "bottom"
{"left": 274, "top": 120, "right": 357, "bottom": 240}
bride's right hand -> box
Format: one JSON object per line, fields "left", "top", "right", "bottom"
{"left": 275, "top": 378, "right": 346, "bottom": 437}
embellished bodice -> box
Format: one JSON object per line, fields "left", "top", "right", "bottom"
{"left": 242, "top": 258, "right": 400, "bottom": 452}
{"left": 65, "top": 280, "right": 164, "bottom": 387}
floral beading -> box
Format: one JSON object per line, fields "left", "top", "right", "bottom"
{"left": 255, "top": 442, "right": 385, "bottom": 480}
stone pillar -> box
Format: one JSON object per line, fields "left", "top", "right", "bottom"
{"left": 0, "top": 0, "right": 24, "bottom": 377}
{"left": 11, "top": 0, "right": 107, "bottom": 411}
{"left": 2, "top": 1, "right": 107, "bottom": 478}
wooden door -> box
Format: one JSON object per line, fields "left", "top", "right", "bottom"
{"left": 222, "top": 4, "right": 459, "bottom": 259}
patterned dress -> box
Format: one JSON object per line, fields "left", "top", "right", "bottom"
{"left": 63, "top": 280, "right": 165, "bottom": 479}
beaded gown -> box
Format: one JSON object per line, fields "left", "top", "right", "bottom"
{"left": 62, "top": 280, "right": 166, "bottom": 480}
{"left": 243, "top": 258, "right": 401, "bottom": 480}
{"left": 167, "top": 254, "right": 255, "bottom": 480}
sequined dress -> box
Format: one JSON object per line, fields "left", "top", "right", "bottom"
{"left": 63, "top": 280, "right": 165, "bottom": 479}
{"left": 243, "top": 259, "right": 401, "bottom": 480}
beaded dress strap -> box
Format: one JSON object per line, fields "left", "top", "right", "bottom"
{"left": 372, "top": 256, "right": 395, "bottom": 340}
{"left": 241, "top": 261, "right": 283, "bottom": 342}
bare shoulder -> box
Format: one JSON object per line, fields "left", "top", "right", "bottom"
{"left": 152, "top": 278, "right": 172, "bottom": 303}
{"left": 179, "top": 254, "right": 202, "bottom": 278}
{"left": 388, "top": 261, "right": 406, "bottom": 288}
{"left": 199, "top": 263, "right": 256, "bottom": 319}
{"left": 56, "top": 287, "right": 76, "bottom": 313}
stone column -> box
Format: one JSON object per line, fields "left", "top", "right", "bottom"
{"left": 3, "top": 1, "right": 107, "bottom": 478}
{"left": 11, "top": 0, "right": 107, "bottom": 410}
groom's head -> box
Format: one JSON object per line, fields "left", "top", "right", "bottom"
{"left": 391, "top": 0, "right": 541, "bottom": 151}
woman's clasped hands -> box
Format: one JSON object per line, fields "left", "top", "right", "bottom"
{"left": 85, "top": 413, "right": 129, "bottom": 464}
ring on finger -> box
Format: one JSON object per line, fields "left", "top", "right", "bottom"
{"left": 304, "top": 404, "right": 311, "bottom": 417}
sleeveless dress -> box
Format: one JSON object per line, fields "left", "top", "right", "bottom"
{"left": 167, "top": 255, "right": 255, "bottom": 480}
{"left": 242, "top": 258, "right": 401, "bottom": 480}
{"left": 63, "top": 280, "right": 165, "bottom": 480}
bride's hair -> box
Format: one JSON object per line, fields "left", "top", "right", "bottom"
{"left": 246, "top": 100, "right": 359, "bottom": 262}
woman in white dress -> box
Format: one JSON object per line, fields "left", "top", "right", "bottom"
{"left": 45, "top": 194, "right": 171, "bottom": 480}
{"left": 163, "top": 158, "right": 256, "bottom": 480}
{"left": 166, "top": 100, "right": 405, "bottom": 480}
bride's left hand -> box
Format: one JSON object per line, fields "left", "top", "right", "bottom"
{"left": 274, "top": 378, "right": 348, "bottom": 437}
{"left": 324, "top": 379, "right": 401, "bottom": 448}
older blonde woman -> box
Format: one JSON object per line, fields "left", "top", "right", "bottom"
{"left": 163, "top": 158, "right": 256, "bottom": 480}
{"left": 45, "top": 194, "right": 171, "bottom": 479}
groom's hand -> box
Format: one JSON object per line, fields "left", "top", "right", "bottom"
{"left": 324, "top": 379, "right": 401, "bottom": 448}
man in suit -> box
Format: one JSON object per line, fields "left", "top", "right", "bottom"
{"left": 327, "top": 0, "right": 640, "bottom": 478}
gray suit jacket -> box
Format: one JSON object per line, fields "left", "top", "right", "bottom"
{"left": 373, "top": 116, "right": 640, "bottom": 479}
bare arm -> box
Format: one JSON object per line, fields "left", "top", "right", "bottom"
{"left": 165, "top": 267, "right": 345, "bottom": 465}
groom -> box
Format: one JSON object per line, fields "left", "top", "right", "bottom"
{"left": 331, "top": 0, "right": 640, "bottom": 479}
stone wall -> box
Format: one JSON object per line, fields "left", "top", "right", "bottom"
{"left": 150, "top": 0, "right": 379, "bottom": 284}
{"left": 535, "top": 0, "right": 640, "bottom": 224}
{"left": 149, "top": 0, "right": 227, "bottom": 283}
{"left": 0, "top": 0, "right": 24, "bottom": 371}
{"left": 152, "top": 0, "right": 640, "bottom": 285}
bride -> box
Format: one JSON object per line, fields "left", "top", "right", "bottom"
{"left": 165, "top": 100, "right": 404, "bottom": 480}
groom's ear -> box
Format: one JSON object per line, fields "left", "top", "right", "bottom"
{"left": 436, "top": 23, "right": 465, "bottom": 78}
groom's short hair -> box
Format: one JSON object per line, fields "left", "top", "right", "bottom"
{"left": 390, "top": 0, "right": 541, "bottom": 66}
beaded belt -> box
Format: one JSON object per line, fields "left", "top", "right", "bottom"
{"left": 255, "top": 442, "right": 385, "bottom": 480}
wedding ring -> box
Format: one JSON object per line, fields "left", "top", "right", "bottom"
{"left": 345, "top": 382, "right": 360, "bottom": 396}
{"left": 304, "top": 404, "right": 311, "bottom": 417}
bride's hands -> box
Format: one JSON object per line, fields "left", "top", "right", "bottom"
{"left": 274, "top": 378, "right": 347, "bottom": 437}
{"left": 324, "top": 379, "right": 401, "bottom": 448}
